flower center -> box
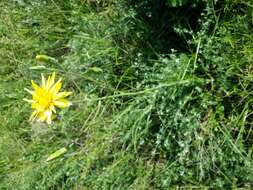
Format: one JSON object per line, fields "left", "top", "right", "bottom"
{"left": 40, "top": 90, "right": 53, "bottom": 110}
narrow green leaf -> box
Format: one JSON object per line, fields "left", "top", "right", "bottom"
{"left": 46, "top": 147, "right": 67, "bottom": 162}
{"left": 29, "top": 65, "right": 46, "bottom": 70}
{"left": 89, "top": 67, "right": 103, "bottom": 73}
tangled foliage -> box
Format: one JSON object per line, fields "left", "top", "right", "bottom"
{"left": 1, "top": 0, "right": 253, "bottom": 189}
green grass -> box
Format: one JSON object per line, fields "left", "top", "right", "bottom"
{"left": 1, "top": 0, "right": 253, "bottom": 189}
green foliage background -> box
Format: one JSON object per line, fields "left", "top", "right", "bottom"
{"left": 1, "top": 0, "right": 253, "bottom": 189}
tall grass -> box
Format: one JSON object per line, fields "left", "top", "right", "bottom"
{"left": 1, "top": 0, "right": 253, "bottom": 189}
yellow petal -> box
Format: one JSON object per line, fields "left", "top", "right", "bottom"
{"left": 46, "top": 111, "right": 52, "bottom": 124}
{"left": 50, "top": 105, "right": 56, "bottom": 113}
{"left": 37, "top": 110, "right": 53, "bottom": 124}
{"left": 46, "top": 72, "right": 56, "bottom": 89}
{"left": 54, "top": 99, "right": 72, "bottom": 108}
{"left": 45, "top": 76, "right": 51, "bottom": 89}
{"left": 50, "top": 79, "right": 62, "bottom": 94}
{"left": 53, "top": 91, "right": 72, "bottom": 100}
{"left": 29, "top": 110, "right": 38, "bottom": 121}
{"left": 31, "top": 80, "right": 41, "bottom": 92}
{"left": 41, "top": 73, "right": 46, "bottom": 88}
{"left": 38, "top": 111, "right": 49, "bottom": 122}
{"left": 24, "top": 88, "right": 34, "bottom": 95}
{"left": 32, "top": 102, "right": 45, "bottom": 112}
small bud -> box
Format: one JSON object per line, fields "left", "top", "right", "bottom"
{"left": 36, "top": 54, "right": 57, "bottom": 63}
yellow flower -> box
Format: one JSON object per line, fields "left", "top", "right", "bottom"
{"left": 24, "top": 72, "right": 72, "bottom": 124}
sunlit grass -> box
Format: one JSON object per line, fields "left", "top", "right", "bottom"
{"left": 1, "top": 0, "right": 253, "bottom": 189}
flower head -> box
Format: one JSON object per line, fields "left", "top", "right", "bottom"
{"left": 24, "top": 72, "right": 72, "bottom": 124}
